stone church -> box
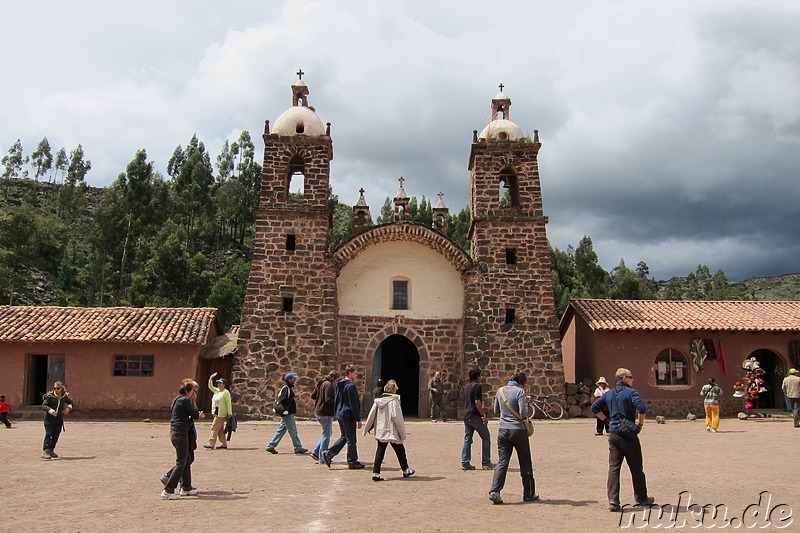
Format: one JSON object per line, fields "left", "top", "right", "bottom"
{"left": 233, "top": 74, "right": 564, "bottom": 418}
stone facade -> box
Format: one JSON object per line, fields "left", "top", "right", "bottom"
{"left": 233, "top": 81, "right": 565, "bottom": 418}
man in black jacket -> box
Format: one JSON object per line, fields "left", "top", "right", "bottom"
{"left": 265, "top": 373, "right": 308, "bottom": 455}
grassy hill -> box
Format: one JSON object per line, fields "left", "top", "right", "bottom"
{"left": 734, "top": 273, "right": 800, "bottom": 301}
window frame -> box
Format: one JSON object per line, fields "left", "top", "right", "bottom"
{"left": 391, "top": 278, "right": 410, "bottom": 310}
{"left": 113, "top": 355, "right": 155, "bottom": 377}
{"left": 654, "top": 348, "right": 690, "bottom": 386}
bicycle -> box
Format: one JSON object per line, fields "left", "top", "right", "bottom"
{"left": 526, "top": 395, "right": 564, "bottom": 420}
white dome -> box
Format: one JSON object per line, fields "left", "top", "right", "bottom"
{"left": 478, "top": 119, "right": 524, "bottom": 141}
{"left": 272, "top": 106, "right": 326, "bottom": 136}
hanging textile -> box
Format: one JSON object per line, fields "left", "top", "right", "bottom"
{"left": 717, "top": 341, "right": 729, "bottom": 375}
{"left": 690, "top": 338, "right": 708, "bottom": 372}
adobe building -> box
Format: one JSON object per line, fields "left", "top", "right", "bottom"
{"left": 0, "top": 306, "right": 227, "bottom": 417}
{"left": 560, "top": 299, "right": 800, "bottom": 417}
{"left": 233, "top": 75, "right": 565, "bottom": 418}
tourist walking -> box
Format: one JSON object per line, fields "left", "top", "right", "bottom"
{"left": 700, "top": 377, "right": 723, "bottom": 433}
{"left": 162, "top": 379, "right": 201, "bottom": 499}
{"left": 488, "top": 371, "right": 537, "bottom": 505}
{"left": 266, "top": 373, "right": 308, "bottom": 454}
{"left": 0, "top": 394, "right": 13, "bottom": 429}
{"left": 41, "top": 382, "right": 73, "bottom": 459}
{"left": 592, "top": 368, "right": 654, "bottom": 512}
{"left": 323, "top": 364, "right": 364, "bottom": 469}
{"left": 782, "top": 368, "right": 800, "bottom": 427}
{"left": 364, "top": 379, "right": 415, "bottom": 481}
{"left": 428, "top": 371, "right": 447, "bottom": 422}
{"left": 593, "top": 377, "right": 609, "bottom": 435}
{"left": 310, "top": 371, "right": 338, "bottom": 463}
{"left": 205, "top": 372, "right": 232, "bottom": 449}
{"left": 460, "top": 368, "right": 494, "bottom": 471}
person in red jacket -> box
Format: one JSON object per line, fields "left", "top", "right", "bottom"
{"left": 0, "top": 394, "right": 13, "bottom": 428}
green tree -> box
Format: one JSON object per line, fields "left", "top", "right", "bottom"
{"left": 216, "top": 139, "right": 234, "bottom": 183}
{"left": 377, "top": 197, "right": 393, "bottom": 224}
{"left": 52, "top": 147, "right": 68, "bottom": 184}
{"left": 31, "top": 137, "right": 53, "bottom": 183}
{"left": 207, "top": 276, "right": 243, "bottom": 330}
{"left": 447, "top": 207, "right": 470, "bottom": 253}
{"left": 170, "top": 135, "right": 215, "bottom": 254}
{"left": 574, "top": 236, "right": 609, "bottom": 298}
{"left": 2, "top": 139, "right": 29, "bottom": 198}
{"left": 328, "top": 191, "right": 355, "bottom": 251}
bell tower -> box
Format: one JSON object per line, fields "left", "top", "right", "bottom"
{"left": 234, "top": 71, "right": 338, "bottom": 416}
{"left": 465, "top": 85, "right": 564, "bottom": 397}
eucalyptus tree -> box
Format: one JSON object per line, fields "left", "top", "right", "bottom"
{"left": 31, "top": 137, "right": 53, "bottom": 182}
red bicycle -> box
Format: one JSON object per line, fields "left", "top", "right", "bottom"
{"left": 526, "top": 395, "right": 564, "bottom": 420}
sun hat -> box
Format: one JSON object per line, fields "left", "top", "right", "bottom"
{"left": 596, "top": 377, "right": 607, "bottom": 385}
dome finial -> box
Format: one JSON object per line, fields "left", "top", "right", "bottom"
{"left": 296, "top": 68, "right": 305, "bottom": 81}
{"left": 498, "top": 83, "right": 504, "bottom": 92}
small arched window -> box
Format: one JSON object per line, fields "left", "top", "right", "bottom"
{"left": 655, "top": 348, "right": 689, "bottom": 386}
{"left": 498, "top": 167, "right": 520, "bottom": 208}
{"left": 287, "top": 155, "right": 305, "bottom": 199}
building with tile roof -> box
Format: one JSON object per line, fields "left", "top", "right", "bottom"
{"left": 560, "top": 299, "right": 800, "bottom": 417}
{"left": 0, "top": 306, "right": 227, "bottom": 416}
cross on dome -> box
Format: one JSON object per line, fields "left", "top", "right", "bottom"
{"left": 499, "top": 83, "right": 504, "bottom": 92}
{"left": 296, "top": 69, "right": 304, "bottom": 80}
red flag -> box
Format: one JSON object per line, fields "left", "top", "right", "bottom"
{"left": 717, "top": 341, "right": 729, "bottom": 375}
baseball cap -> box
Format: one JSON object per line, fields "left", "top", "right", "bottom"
{"left": 789, "top": 368, "right": 798, "bottom": 374}
{"left": 216, "top": 378, "right": 228, "bottom": 384}
{"left": 284, "top": 373, "right": 298, "bottom": 381}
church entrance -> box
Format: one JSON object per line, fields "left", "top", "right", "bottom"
{"left": 750, "top": 349, "right": 784, "bottom": 409}
{"left": 372, "top": 334, "right": 420, "bottom": 416}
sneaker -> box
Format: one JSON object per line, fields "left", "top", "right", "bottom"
{"left": 217, "top": 445, "right": 228, "bottom": 449}
{"left": 42, "top": 453, "right": 52, "bottom": 460}
{"left": 636, "top": 497, "right": 655, "bottom": 506}
{"left": 523, "top": 493, "right": 540, "bottom": 502}
{"left": 609, "top": 503, "right": 622, "bottom": 512}
{"left": 322, "top": 450, "right": 332, "bottom": 468}
{"left": 160, "top": 490, "right": 180, "bottom": 500}
{"left": 48, "top": 450, "right": 59, "bottom": 458}
{"left": 372, "top": 475, "right": 384, "bottom": 482}
{"left": 203, "top": 444, "right": 215, "bottom": 449}
{"left": 489, "top": 492, "right": 503, "bottom": 505}
{"left": 482, "top": 462, "right": 496, "bottom": 470}
{"left": 710, "top": 429, "right": 718, "bottom": 433}
{"left": 706, "top": 426, "right": 711, "bottom": 432}
{"left": 461, "top": 464, "right": 476, "bottom": 471}
{"left": 348, "top": 461, "right": 365, "bottom": 470}
{"left": 180, "top": 486, "right": 198, "bottom": 496}
{"left": 310, "top": 453, "right": 319, "bottom": 462}
{"left": 294, "top": 448, "right": 308, "bottom": 454}
{"left": 265, "top": 447, "right": 278, "bottom": 454}
{"left": 402, "top": 469, "right": 415, "bottom": 478}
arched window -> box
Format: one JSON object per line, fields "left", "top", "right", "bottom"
{"left": 655, "top": 348, "right": 689, "bottom": 386}
{"left": 498, "top": 168, "right": 520, "bottom": 208}
{"left": 287, "top": 155, "right": 305, "bottom": 199}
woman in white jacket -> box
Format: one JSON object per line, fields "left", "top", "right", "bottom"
{"left": 363, "top": 379, "right": 415, "bottom": 481}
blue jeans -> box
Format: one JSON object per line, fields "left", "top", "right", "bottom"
{"left": 311, "top": 415, "right": 333, "bottom": 464}
{"left": 328, "top": 418, "right": 358, "bottom": 464}
{"left": 266, "top": 414, "right": 304, "bottom": 452}
{"left": 462, "top": 416, "right": 492, "bottom": 467}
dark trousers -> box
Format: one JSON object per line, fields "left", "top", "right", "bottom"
{"left": 0, "top": 411, "right": 11, "bottom": 428}
{"left": 791, "top": 398, "right": 800, "bottom": 427}
{"left": 43, "top": 414, "right": 63, "bottom": 451}
{"left": 489, "top": 428, "right": 536, "bottom": 499}
{"left": 607, "top": 432, "right": 648, "bottom": 505}
{"left": 596, "top": 407, "right": 610, "bottom": 434}
{"left": 328, "top": 418, "right": 358, "bottom": 464}
{"left": 430, "top": 395, "right": 445, "bottom": 420}
{"left": 165, "top": 432, "right": 194, "bottom": 492}
{"left": 372, "top": 441, "right": 409, "bottom": 474}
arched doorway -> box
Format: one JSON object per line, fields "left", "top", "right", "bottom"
{"left": 749, "top": 349, "right": 784, "bottom": 409}
{"left": 373, "top": 334, "right": 420, "bottom": 416}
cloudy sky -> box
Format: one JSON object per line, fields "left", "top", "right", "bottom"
{"left": 2, "top": 0, "right": 798, "bottom": 281}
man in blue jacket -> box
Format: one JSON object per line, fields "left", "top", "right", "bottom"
{"left": 592, "top": 368, "right": 654, "bottom": 512}
{"left": 323, "top": 365, "right": 364, "bottom": 469}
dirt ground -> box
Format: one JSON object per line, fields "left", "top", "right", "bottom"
{"left": 3, "top": 415, "right": 798, "bottom": 532}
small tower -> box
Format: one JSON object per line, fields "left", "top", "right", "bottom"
{"left": 465, "top": 85, "right": 563, "bottom": 399}
{"left": 353, "top": 188, "right": 371, "bottom": 232}
{"left": 235, "top": 71, "right": 338, "bottom": 417}
{"left": 432, "top": 192, "right": 449, "bottom": 231}
{"left": 393, "top": 176, "right": 409, "bottom": 221}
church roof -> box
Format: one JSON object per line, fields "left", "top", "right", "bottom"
{"left": 0, "top": 306, "right": 222, "bottom": 344}
{"left": 561, "top": 299, "right": 800, "bottom": 333}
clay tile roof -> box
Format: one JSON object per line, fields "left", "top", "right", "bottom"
{"left": 0, "top": 306, "right": 221, "bottom": 344}
{"left": 564, "top": 299, "right": 800, "bottom": 332}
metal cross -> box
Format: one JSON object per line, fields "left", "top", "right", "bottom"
{"left": 499, "top": 83, "right": 504, "bottom": 92}
{"left": 438, "top": 192, "right": 444, "bottom": 201}
{"left": 297, "top": 69, "right": 304, "bottom": 80}
{"left": 359, "top": 188, "right": 365, "bottom": 195}
{"left": 398, "top": 176, "right": 405, "bottom": 186}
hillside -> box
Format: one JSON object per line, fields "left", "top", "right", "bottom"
{"left": 734, "top": 273, "right": 800, "bottom": 301}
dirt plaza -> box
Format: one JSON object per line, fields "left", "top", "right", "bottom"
{"left": 3, "top": 415, "right": 798, "bottom": 532}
